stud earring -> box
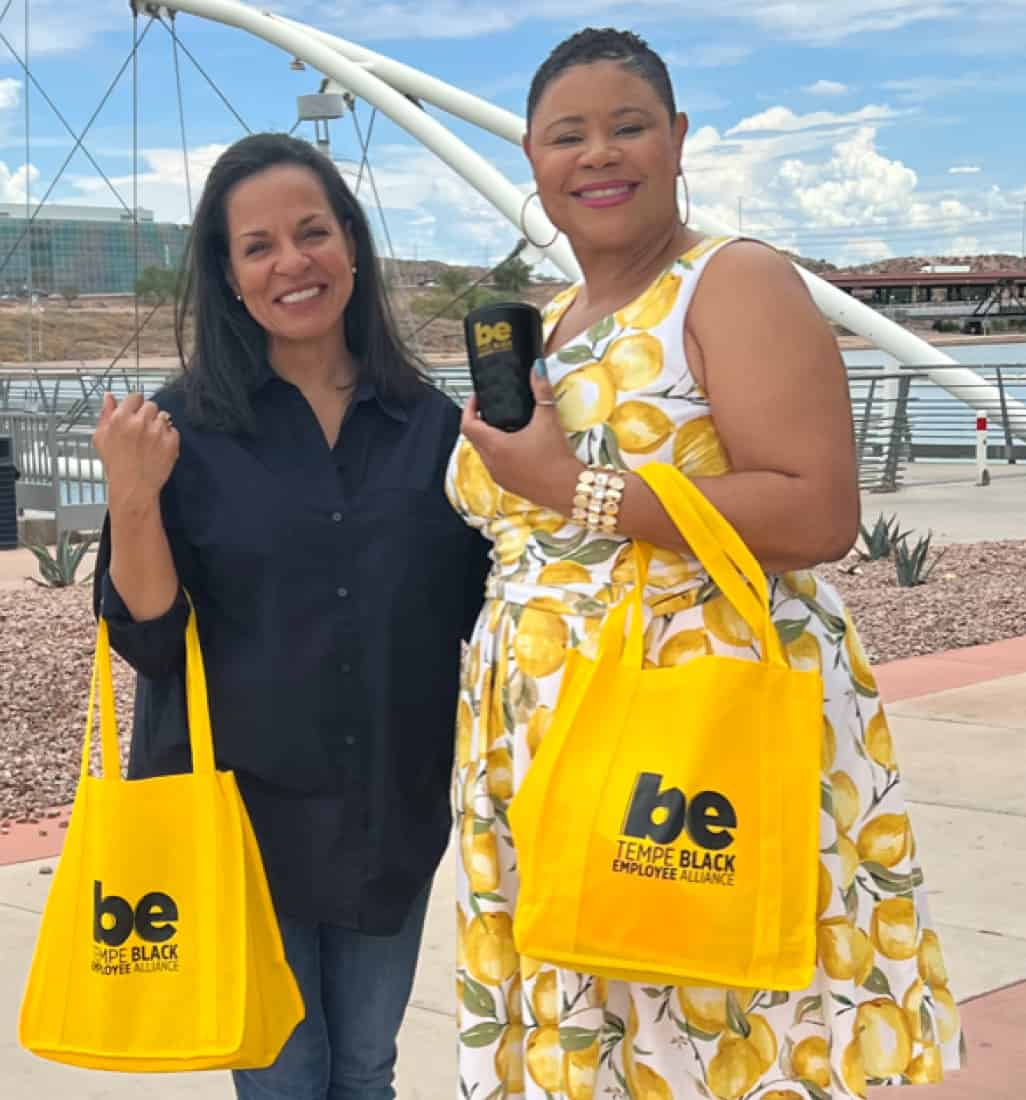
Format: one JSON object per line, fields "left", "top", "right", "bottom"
{"left": 351, "top": 265, "right": 358, "bottom": 275}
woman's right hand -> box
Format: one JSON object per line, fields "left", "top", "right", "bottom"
{"left": 92, "top": 392, "right": 180, "bottom": 513}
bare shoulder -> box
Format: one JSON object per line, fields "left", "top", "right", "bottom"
{"left": 700, "top": 240, "right": 807, "bottom": 295}
{"left": 689, "top": 240, "right": 822, "bottom": 337}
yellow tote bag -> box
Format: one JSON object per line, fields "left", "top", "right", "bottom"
{"left": 19, "top": 607, "right": 305, "bottom": 1071}
{"left": 508, "top": 464, "right": 824, "bottom": 991}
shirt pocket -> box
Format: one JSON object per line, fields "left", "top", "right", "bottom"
{"left": 357, "top": 486, "right": 463, "bottom": 533}
{"left": 350, "top": 488, "right": 468, "bottom": 590}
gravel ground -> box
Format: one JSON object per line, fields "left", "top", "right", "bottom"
{"left": 827, "top": 540, "right": 1026, "bottom": 661}
{"left": 3, "top": 540, "right": 1025, "bottom": 823}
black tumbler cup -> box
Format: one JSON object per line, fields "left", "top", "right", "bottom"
{"left": 463, "top": 301, "right": 544, "bottom": 432}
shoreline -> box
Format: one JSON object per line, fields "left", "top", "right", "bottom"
{"left": 835, "top": 331, "right": 1026, "bottom": 351}
{"left": 0, "top": 323, "right": 1021, "bottom": 372}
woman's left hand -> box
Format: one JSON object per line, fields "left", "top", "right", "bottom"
{"left": 460, "top": 363, "right": 583, "bottom": 511}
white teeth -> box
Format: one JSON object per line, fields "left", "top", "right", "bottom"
{"left": 280, "top": 286, "right": 322, "bottom": 304}
{"left": 582, "top": 186, "right": 630, "bottom": 199}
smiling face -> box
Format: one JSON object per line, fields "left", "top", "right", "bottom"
{"left": 225, "top": 162, "right": 356, "bottom": 355}
{"left": 524, "top": 60, "right": 687, "bottom": 254}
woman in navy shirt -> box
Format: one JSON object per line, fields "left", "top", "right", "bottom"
{"left": 92, "top": 132, "right": 490, "bottom": 1100}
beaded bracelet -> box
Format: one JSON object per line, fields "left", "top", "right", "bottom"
{"left": 571, "top": 466, "right": 626, "bottom": 532}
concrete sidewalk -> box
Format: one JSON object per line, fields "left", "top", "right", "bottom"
{"left": 2, "top": 637, "right": 1024, "bottom": 1098}
{"left": 861, "top": 462, "right": 1026, "bottom": 543}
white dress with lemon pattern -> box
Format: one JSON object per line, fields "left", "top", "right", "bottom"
{"left": 445, "top": 237, "right": 963, "bottom": 1100}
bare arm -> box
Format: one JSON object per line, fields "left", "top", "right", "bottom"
{"left": 461, "top": 244, "right": 859, "bottom": 574}
{"left": 93, "top": 392, "right": 181, "bottom": 621}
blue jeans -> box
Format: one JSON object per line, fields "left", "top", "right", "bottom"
{"left": 233, "top": 889, "right": 431, "bottom": 1100}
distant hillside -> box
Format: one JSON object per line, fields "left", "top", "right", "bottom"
{"left": 840, "top": 253, "right": 1026, "bottom": 275}
{"left": 382, "top": 252, "right": 1026, "bottom": 288}
{"left": 781, "top": 252, "right": 839, "bottom": 275}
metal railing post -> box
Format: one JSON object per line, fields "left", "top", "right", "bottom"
{"left": 994, "top": 366, "right": 1016, "bottom": 464}
{"left": 855, "top": 377, "right": 877, "bottom": 468}
{"left": 879, "top": 373, "right": 912, "bottom": 491}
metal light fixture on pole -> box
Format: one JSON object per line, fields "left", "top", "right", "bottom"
{"left": 296, "top": 92, "right": 346, "bottom": 155}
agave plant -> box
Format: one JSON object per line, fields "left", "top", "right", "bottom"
{"left": 25, "top": 531, "right": 97, "bottom": 588}
{"left": 857, "top": 513, "right": 910, "bottom": 561}
{"left": 894, "top": 532, "right": 947, "bottom": 588}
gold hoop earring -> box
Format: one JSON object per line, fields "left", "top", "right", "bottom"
{"left": 519, "top": 191, "right": 560, "bottom": 250}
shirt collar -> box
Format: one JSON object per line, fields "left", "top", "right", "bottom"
{"left": 251, "top": 359, "right": 408, "bottom": 423}
{"left": 351, "top": 379, "right": 409, "bottom": 423}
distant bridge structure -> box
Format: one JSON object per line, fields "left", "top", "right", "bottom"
{"left": 823, "top": 270, "right": 1026, "bottom": 333}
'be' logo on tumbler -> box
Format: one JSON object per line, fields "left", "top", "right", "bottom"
{"left": 473, "top": 321, "right": 512, "bottom": 352}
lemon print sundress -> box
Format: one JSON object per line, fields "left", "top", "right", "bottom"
{"left": 445, "top": 237, "right": 963, "bottom": 1100}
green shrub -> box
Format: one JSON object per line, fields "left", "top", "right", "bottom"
{"left": 24, "top": 531, "right": 97, "bottom": 587}
{"left": 411, "top": 286, "right": 501, "bottom": 321}
{"left": 894, "top": 532, "right": 946, "bottom": 587}
{"left": 857, "top": 513, "right": 909, "bottom": 561}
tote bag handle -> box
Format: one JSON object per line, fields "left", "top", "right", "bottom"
{"left": 82, "top": 602, "right": 216, "bottom": 782}
{"left": 596, "top": 465, "right": 786, "bottom": 670}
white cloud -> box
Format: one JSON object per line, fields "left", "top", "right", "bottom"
{"left": 1, "top": 1, "right": 125, "bottom": 56}
{"left": 676, "top": 89, "right": 730, "bottom": 114}
{"left": 804, "top": 80, "right": 849, "bottom": 97}
{"left": 0, "top": 80, "right": 19, "bottom": 112}
{"left": 342, "top": 143, "right": 526, "bottom": 262}
{"left": 785, "top": 128, "right": 919, "bottom": 226}
{"left": 69, "top": 144, "right": 228, "bottom": 224}
{"left": 882, "top": 71, "right": 1026, "bottom": 105}
{"left": 948, "top": 165, "right": 981, "bottom": 175}
{"left": 65, "top": 140, "right": 527, "bottom": 267}
{"left": 294, "top": 0, "right": 968, "bottom": 45}
{"left": 472, "top": 71, "right": 533, "bottom": 102}
{"left": 846, "top": 240, "right": 893, "bottom": 263}
{"left": 728, "top": 104, "right": 898, "bottom": 135}
{"left": 666, "top": 44, "right": 753, "bottom": 69}
{"left": 681, "top": 113, "right": 1017, "bottom": 266}
{"left": 0, "top": 161, "right": 40, "bottom": 204}
{"left": 735, "top": 0, "right": 961, "bottom": 44}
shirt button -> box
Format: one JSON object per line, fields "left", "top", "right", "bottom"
{"left": 340, "top": 663, "right": 352, "bottom": 674}
{"left": 331, "top": 511, "right": 342, "bottom": 522}
{"left": 343, "top": 735, "right": 356, "bottom": 747}
{"left": 336, "top": 586, "right": 349, "bottom": 598}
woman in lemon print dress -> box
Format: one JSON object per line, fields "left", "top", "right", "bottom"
{"left": 446, "top": 27, "right": 963, "bottom": 1100}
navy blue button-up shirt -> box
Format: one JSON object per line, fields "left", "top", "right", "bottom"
{"left": 94, "top": 369, "right": 490, "bottom": 933}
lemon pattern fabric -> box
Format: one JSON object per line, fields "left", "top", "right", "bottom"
{"left": 445, "top": 237, "right": 963, "bottom": 1100}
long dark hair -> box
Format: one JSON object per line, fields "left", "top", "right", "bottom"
{"left": 174, "top": 132, "right": 424, "bottom": 434}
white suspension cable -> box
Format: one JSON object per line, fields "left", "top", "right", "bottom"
{"left": 170, "top": 14, "right": 194, "bottom": 220}
{"left": 347, "top": 104, "right": 422, "bottom": 356}
{"left": 132, "top": 6, "right": 141, "bottom": 379}
{"left": 23, "top": 0, "right": 30, "bottom": 362}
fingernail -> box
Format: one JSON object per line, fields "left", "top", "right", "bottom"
{"left": 533, "top": 357, "right": 548, "bottom": 379}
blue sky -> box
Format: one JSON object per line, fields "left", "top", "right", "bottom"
{"left": 0, "top": 0, "right": 1023, "bottom": 269}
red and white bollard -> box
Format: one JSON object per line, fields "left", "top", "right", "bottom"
{"left": 976, "top": 410, "right": 990, "bottom": 486}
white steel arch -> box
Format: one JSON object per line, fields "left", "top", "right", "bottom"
{"left": 142, "top": 0, "right": 1026, "bottom": 440}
